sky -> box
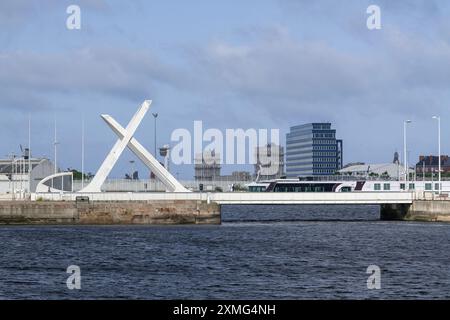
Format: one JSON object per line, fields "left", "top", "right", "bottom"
{"left": 1, "top": 0, "right": 450, "bottom": 179}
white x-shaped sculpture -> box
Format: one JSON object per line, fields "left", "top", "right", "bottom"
{"left": 81, "top": 100, "right": 189, "bottom": 193}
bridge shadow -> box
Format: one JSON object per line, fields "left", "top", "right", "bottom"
{"left": 221, "top": 204, "right": 380, "bottom": 223}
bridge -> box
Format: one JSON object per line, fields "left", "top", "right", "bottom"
{"left": 34, "top": 191, "right": 414, "bottom": 205}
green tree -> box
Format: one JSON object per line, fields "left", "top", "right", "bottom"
{"left": 68, "top": 168, "right": 93, "bottom": 180}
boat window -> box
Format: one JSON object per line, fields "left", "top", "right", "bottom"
{"left": 400, "top": 183, "right": 405, "bottom": 190}
{"left": 383, "top": 183, "right": 390, "bottom": 191}
{"left": 425, "top": 183, "right": 432, "bottom": 191}
{"left": 374, "top": 183, "right": 381, "bottom": 191}
{"left": 408, "top": 183, "right": 415, "bottom": 190}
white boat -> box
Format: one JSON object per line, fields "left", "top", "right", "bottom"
{"left": 247, "top": 178, "right": 450, "bottom": 193}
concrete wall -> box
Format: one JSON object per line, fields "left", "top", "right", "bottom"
{"left": 406, "top": 200, "right": 450, "bottom": 222}
{"left": 30, "top": 159, "right": 55, "bottom": 192}
{"left": 381, "top": 200, "right": 450, "bottom": 222}
{"left": 0, "top": 200, "right": 220, "bottom": 225}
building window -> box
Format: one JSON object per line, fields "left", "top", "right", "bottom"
{"left": 374, "top": 183, "right": 381, "bottom": 191}
{"left": 383, "top": 183, "right": 390, "bottom": 191}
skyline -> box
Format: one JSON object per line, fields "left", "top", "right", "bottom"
{"left": 1, "top": 0, "right": 449, "bottom": 179}
{"left": 3, "top": 110, "right": 445, "bottom": 179}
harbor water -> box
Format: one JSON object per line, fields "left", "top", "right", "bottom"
{"left": 0, "top": 205, "right": 449, "bottom": 299}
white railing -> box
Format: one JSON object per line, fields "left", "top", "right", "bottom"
{"left": 72, "top": 179, "right": 252, "bottom": 192}
{"left": 32, "top": 191, "right": 414, "bottom": 204}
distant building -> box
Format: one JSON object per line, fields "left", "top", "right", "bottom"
{"left": 215, "top": 171, "right": 253, "bottom": 182}
{"left": 338, "top": 163, "right": 405, "bottom": 179}
{"left": 0, "top": 157, "right": 56, "bottom": 193}
{"left": 415, "top": 155, "right": 450, "bottom": 174}
{"left": 230, "top": 171, "right": 252, "bottom": 181}
{"left": 254, "top": 143, "right": 285, "bottom": 180}
{"left": 286, "top": 123, "right": 343, "bottom": 177}
{"left": 194, "top": 150, "right": 221, "bottom": 181}
{"left": 343, "top": 162, "right": 365, "bottom": 169}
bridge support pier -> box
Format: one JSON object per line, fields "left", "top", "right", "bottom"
{"left": 381, "top": 201, "right": 450, "bottom": 222}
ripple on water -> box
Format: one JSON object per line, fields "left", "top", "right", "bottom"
{"left": 0, "top": 205, "right": 449, "bottom": 299}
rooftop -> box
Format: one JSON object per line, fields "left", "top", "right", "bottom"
{"left": 417, "top": 155, "right": 450, "bottom": 166}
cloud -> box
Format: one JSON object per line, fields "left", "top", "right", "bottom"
{"left": 181, "top": 24, "right": 450, "bottom": 123}
{"left": 1, "top": 0, "right": 450, "bottom": 170}
{"left": 0, "top": 0, "right": 109, "bottom": 28}
{"left": 0, "top": 47, "right": 187, "bottom": 111}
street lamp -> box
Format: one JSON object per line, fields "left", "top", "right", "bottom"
{"left": 53, "top": 118, "right": 60, "bottom": 189}
{"left": 152, "top": 113, "right": 158, "bottom": 156}
{"left": 432, "top": 116, "right": 441, "bottom": 194}
{"left": 403, "top": 120, "right": 412, "bottom": 182}
{"left": 81, "top": 116, "right": 85, "bottom": 190}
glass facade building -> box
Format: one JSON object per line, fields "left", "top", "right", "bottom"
{"left": 286, "top": 123, "right": 343, "bottom": 177}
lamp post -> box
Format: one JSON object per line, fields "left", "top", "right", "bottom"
{"left": 28, "top": 114, "right": 31, "bottom": 194}
{"left": 152, "top": 113, "right": 158, "bottom": 156}
{"left": 403, "top": 120, "right": 412, "bottom": 182}
{"left": 432, "top": 116, "right": 441, "bottom": 194}
{"left": 53, "top": 118, "right": 60, "bottom": 189}
{"left": 81, "top": 116, "right": 85, "bottom": 190}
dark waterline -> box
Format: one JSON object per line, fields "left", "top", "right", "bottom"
{"left": 0, "top": 205, "right": 449, "bottom": 299}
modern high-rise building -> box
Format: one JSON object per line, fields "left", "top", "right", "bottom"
{"left": 286, "top": 123, "right": 343, "bottom": 177}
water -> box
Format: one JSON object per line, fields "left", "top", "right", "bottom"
{"left": 0, "top": 205, "right": 449, "bottom": 299}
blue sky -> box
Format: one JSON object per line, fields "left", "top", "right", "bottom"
{"left": 1, "top": 0, "right": 450, "bottom": 179}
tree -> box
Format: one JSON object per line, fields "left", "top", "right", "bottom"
{"left": 232, "top": 184, "right": 248, "bottom": 192}
{"left": 380, "top": 171, "right": 390, "bottom": 179}
{"left": 68, "top": 168, "right": 92, "bottom": 180}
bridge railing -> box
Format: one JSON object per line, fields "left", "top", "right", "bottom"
{"left": 210, "top": 191, "right": 414, "bottom": 204}
{"left": 32, "top": 191, "right": 413, "bottom": 204}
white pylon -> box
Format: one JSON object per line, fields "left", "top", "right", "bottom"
{"left": 80, "top": 100, "right": 188, "bottom": 193}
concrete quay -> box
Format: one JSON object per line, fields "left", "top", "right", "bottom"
{"left": 381, "top": 200, "right": 450, "bottom": 222}
{"left": 0, "top": 200, "right": 220, "bottom": 225}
